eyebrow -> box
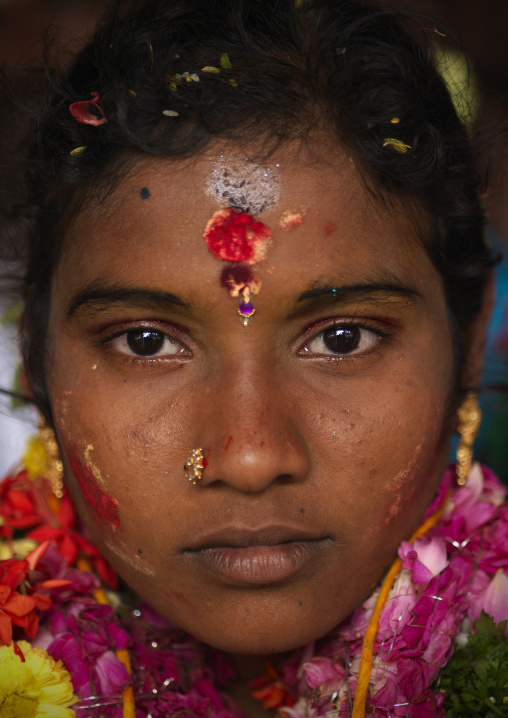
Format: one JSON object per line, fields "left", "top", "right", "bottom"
{"left": 67, "top": 279, "right": 421, "bottom": 319}
{"left": 67, "top": 283, "right": 187, "bottom": 318}
{"left": 294, "top": 281, "right": 421, "bottom": 312}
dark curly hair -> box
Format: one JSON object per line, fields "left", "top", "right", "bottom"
{"left": 0, "top": 0, "right": 495, "bottom": 424}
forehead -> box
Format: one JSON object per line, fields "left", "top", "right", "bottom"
{"left": 58, "top": 145, "right": 436, "bottom": 299}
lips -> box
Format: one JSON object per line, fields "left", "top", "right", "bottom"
{"left": 184, "top": 526, "right": 330, "bottom": 586}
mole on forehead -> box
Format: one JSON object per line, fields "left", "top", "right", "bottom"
{"left": 206, "top": 154, "right": 280, "bottom": 215}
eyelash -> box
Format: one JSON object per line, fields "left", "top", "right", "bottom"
{"left": 98, "top": 322, "right": 189, "bottom": 364}
{"left": 97, "top": 317, "right": 395, "bottom": 366}
{"left": 300, "top": 318, "right": 394, "bottom": 360}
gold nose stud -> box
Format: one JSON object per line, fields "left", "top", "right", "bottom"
{"left": 185, "top": 448, "right": 207, "bottom": 484}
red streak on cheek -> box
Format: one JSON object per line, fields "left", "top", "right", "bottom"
{"left": 68, "top": 453, "right": 120, "bottom": 530}
{"left": 225, "top": 435, "right": 234, "bottom": 451}
{"left": 167, "top": 589, "right": 196, "bottom": 612}
{"left": 204, "top": 208, "right": 271, "bottom": 264}
{"left": 323, "top": 221, "right": 337, "bottom": 237}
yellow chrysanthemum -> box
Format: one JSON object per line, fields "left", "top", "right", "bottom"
{"left": 0, "top": 539, "right": 37, "bottom": 561}
{"left": 22, "top": 436, "right": 51, "bottom": 481}
{"left": 0, "top": 641, "right": 77, "bottom": 718}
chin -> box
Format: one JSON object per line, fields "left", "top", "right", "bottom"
{"left": 166, "top": 600, "right": 344, "bottom": 656}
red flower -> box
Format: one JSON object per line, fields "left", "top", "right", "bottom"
{"left": 250, "top": 661, "right": 295, "bottom": 710}
{"left": 0, "top": 555, "right": 34, "bottom": 645}
{"left": 0, "top": 541, "right": 71, "bottom": 645}
{"left": 28, "top": 494, "right": 82, "bottom": 565}
{"left": 0, "top": 473, "right": 43, "bottom": 537}
{"left": 27, "top": 494, "right": 118, "bottom": 589}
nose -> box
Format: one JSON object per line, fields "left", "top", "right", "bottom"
{"left": 197, "top": 363, "right": 310, "bottom": 492}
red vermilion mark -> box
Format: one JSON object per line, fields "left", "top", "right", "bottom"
{"left": 220, "top": 263, "right": 254, "bottom": 291}
{"left": 68, "top": 453, "right": 119, "bottom": 529}
{"left": 204, "top": 208, "right": 271, "bottom": 265}
{"left": 323, "top": 221, "right": 337, "bottom": 237}
{"left": 220, "top": 264, "right": 261, "bottom": 299}
{"left": 69, "top": 92, "right": 107, "bottom": 126}
{"left": 225, "top": 435, "right": 233, "bottom": 451}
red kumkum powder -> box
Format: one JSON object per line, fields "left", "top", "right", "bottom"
{"left": 220, "top": 263, "right": 256, "bottom": 293}
{"left": 323, "top": 221, "right": 337, "bottom": 237}
{"left": 69, "top": 454, "right": 120, "bottom": 530}
{"left": 204, "top": 208, "right": 271, "bottom": 265}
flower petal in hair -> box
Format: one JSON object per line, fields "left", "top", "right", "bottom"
{"left": 383, "top": 137, "right": 411, "bottom": 153}
{"left": 69, "top": 92, "right": 107, "bottom": 126}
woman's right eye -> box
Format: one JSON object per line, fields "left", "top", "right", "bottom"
{"left": 110, "top": 329, "right": 187, "bottom": 358}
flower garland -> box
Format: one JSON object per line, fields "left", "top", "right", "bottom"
{"left": 1, "top": 446, "right": 507, "bottom": 718}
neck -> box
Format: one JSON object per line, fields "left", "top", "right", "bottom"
{"left": 227, "top": 652, "right": 287, "bottom": 718}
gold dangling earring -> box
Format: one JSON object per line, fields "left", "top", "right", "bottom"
{"left": 456, "top": 391, "right": 481, "bottom": 486}
{"left": 38, "top": 418, "right": 65, "bottom": 498}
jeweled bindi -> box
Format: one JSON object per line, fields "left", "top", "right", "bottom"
{"left": 204, "top": 208, "right": 271, "bottom": 325}
{"left": 203, "top": 156, "right": 279, "bottom": 324}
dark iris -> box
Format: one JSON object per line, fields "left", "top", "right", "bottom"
{"left": 322, "top": 326, "right": 361, "bottom": 354}
{"left": 127, "top": 330, "right": 165, "bottom": 356}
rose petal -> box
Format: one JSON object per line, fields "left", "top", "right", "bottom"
{"left": 413, "top": 537, "right": 448, "bottom": 578}
{"left": 470, "top": 569, "right": 508, "bottom": 627}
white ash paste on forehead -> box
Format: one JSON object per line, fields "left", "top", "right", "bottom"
{"left": 206, "top": 156, "right": 280, "bottom": 215}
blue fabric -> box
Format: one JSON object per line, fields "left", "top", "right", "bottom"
{"left": 475, "top": 229, "right": 508, "bottom": 482}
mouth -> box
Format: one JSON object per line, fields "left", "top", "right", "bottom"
{"left": 184, "top": 526, "right": 331, "bottom": 586}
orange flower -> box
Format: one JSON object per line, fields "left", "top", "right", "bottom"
{"left": 0, "top": 541, "right": 70, "bottom": 645}
{"left": 0, "top": 557, "right": 36, "bottom": 645}
{"left": 28, "top": 494, "right": 118, "bottom": 589}
{"left": 250, "top": 660, "right": 295, "bottom": 710}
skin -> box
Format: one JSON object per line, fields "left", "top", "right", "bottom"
{"left": 44, "top": 143, "right": 487, "bottom": 697}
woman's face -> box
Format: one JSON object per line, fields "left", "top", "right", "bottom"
{"left": 46, "top": 145, "right": 455, "bottom": 654}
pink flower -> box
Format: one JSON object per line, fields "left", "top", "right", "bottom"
{"left": 303, "top": 656, "right": 347, "bottom": 714}
{"left": 441, "top": 465, "right": 503, "bottom": 544}
{"left": 30, "top": 543, "right": 99, "bottom": 604}
{"left": 399, "top": 537, "right": 448, "bottom": 584}
{"left": 413, "top": 537, "right": 448, "bottom": 579}
{"left": 47, "top": 604, "right": 131, "bottom": 699}
{"left": 303, "top": 656, "right": 346, "bottom": 691}
{"left": 371, "top": 658, "right": 445, "bottom": 717}
{"left": 477, "top": 510, "right": 508, "bottom": 573}
{"left": 376, "top": 571, "right": 417, "bottom": 639}
{"left": 469, "top": 569, "right": 508, "bottom": 629}
{"left": 400, "top": 563, "right": 471, "bottom": 671}
{"left": 95, "top": 650, "right": 130, "bottom": 693}
{"left": 468, "top": 464, "right": 506, "bottom": 506}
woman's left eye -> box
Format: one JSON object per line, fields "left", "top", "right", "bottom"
{"left": 304, "top": 324, "right": 381, "bottom": 356}
{"left": 110, "top": 329, "right": 186, "bottom": 357}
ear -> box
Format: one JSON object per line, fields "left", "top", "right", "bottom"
{"left": 460, "top": 270, "right": 495, "bottom": 391}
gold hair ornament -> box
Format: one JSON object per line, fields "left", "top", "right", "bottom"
{"left": 456, "top": 391, "right": 481, "bottom": 486}
{"left": 23, "top": 419, "right": 64, "bottom": 498}
{"left": 185, "top": 448, "right": 206, "bottom": 484}
{"left": 39, "top": 420, "right": 64, "bottom": 499}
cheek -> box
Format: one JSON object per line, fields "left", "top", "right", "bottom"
{"left": 303, "top": 370, "right": 450, "bottom": 524}
{"left": 384, "top": 395, "right": 448, "bottom": 521}
{"left": 64, "top": 445, "right": 120, "bottom": 530}
{"left": 53, "top": 385, "right": 191, "bottom": 538}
